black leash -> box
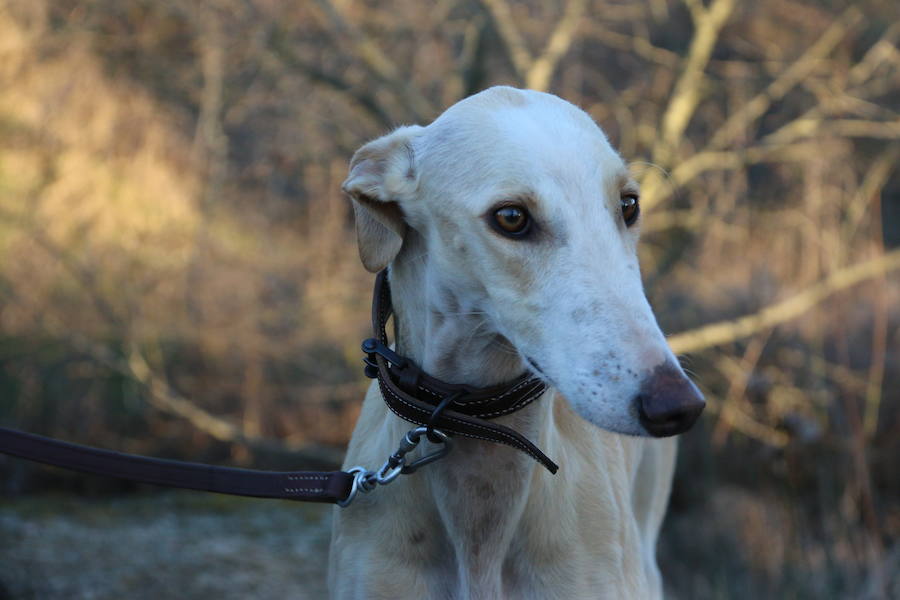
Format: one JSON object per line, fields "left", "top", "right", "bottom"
{"left": 0, "top": 426, "right": 353, "bottom": 503}
{"left": 0, "top": 270, "right": 555, "bottom": 505}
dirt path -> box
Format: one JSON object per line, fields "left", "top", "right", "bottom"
{"left": 0, "top": 493, "right": 333, "bottom": 599}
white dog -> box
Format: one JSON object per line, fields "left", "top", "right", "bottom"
{"left": 329, "top": 86, "right": 704, "bottom": 599}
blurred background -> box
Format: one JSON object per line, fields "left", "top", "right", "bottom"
{"left": 0, "top": 0, "right": 898, "bottom": 598}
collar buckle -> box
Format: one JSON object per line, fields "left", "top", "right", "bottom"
{"left": 362, "top": 338, "right": 407, "bottom": 378}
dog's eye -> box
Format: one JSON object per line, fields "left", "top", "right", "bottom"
{"left": 621, "top": 194, "right": 640, "bottom": 227}
{"left": 493, "top": 205, "right": 531, "bottom": 236}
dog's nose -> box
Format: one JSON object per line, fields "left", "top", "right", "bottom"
{"left": 637, "top": 363, "right": 705, "bottom": 437}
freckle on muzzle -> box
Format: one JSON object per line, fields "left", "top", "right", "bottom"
{"left": 637, "top": 363, "right": 706, "bottom": 437}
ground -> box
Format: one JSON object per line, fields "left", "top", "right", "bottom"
{"left": 0, "top": 493, "right": 333, "bottom": 600}
{"left": 1, "top": 487, "right": 895, "bottom": 598}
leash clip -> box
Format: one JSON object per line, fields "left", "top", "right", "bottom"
{"left": 337, "top": 425, "right": 452, "bottom": 507}
{"left": 400, "top": 427, "right": 451, "bottom": 474}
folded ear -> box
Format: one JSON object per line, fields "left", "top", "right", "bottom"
{"left": 342, "top": 125, "right": 423, "bottom": 273}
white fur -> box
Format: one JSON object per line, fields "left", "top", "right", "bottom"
{"left": 331, "top": 87, "right": 683, "bottom": 599}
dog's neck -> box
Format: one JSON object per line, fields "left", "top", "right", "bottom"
{"left": 386, "top": 233, "right": 556, "bottom": 592}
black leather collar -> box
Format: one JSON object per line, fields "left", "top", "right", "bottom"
{"left": 363, "top": 270, "right": 558, "bottom": 473}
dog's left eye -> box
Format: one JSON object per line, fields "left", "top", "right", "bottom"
{"left": 621, "top": 194, "right": 640, "bottom": 227}
{"left": 492, "top": 205, "right": 531, "bottom": 237}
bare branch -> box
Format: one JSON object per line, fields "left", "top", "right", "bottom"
{"left": 638, "top": 9, "right": 893, "bottom": 205}
{"left": 847, "top": 21, "right": 900, "bottom": 89}
{"left": 639, "top": 7, "right": 883, "bottom": 208}
{"left": 110, "top": 342, "right": 342, "bottom": 468}
{"left": 664, "top": 141, "right": 819, "bottom": 192}
{"left": 706, "top": 7, "right": 863, "bottom": 151}
{"left": 762, "top": 117, "right": 900, "bottom": 147}
{"left": 480, "top": 0, "right": 533, "bottom": 82}
{"left": 126, "top": 345, "right": 242, "bottom": 443}
{"left": 526, "top": 0, "right": 587, "bottom": 91}
{"left": 682, "top": 0, "right": 705, "bottom": 24}
{"left": 583, "top": 22, "right": 679, "bottom": 68}
{"left": 482, "top": 0, "right": 586, "bottom": 92}
{"left": 712, "top": 330, "right": 772, "bottom": 445}
{"left": 192, "top": 13, "right": 227, "bottom": 187}
{"left": 641, "top": 0, "right": 736, "bottom": 208}
{"left": 706, "top": 401, "right": 791, "bottom": 447}
{"left": 266, "top": 27, "right": 395, "bottom": 128}
{"left": 738, "top": 24, "right": 897, "bottom": 155}
{"left": 657, "top": 0, "right": 735, "bottom": 155}
{"left": 668, "top": 248, "right": 900, "bottom": 354}
{"left": 312, "top": 0, "right": 435, "bottom": 120}
{"left": 446, "top": 14, "right": 489, "bottom": 101}
{"left": 845, "top": 147, "right": 900, "bottom": 244}
{"left": 863, "top": 264, "right": 888, "bottom": 438}
{"left": 823, "top": 119, "right": 900, "bottom": 139}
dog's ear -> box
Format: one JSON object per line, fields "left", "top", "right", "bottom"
{"left": 342, "top": 125, "right": 422, "bottom": 273}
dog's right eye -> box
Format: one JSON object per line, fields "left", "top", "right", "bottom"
{"left": 492, "top": 205, "right": 531, "bottom": 237}
{"left": 621, "top": 193, "right": 640, "bottom": 227}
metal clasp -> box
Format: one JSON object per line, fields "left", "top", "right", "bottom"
{"left": 401, "top": 427, "right": 451, "bottom": 473}
{"left": 337, "top": 426, "right": 453, "bottom": 507}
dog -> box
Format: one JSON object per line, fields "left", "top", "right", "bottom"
{"left": 329, "top": 86, "right": 704, "bottom": 599}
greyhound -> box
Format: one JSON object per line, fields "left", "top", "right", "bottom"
{"left": 329, "top": 86, "right": 705, "bottom": 599}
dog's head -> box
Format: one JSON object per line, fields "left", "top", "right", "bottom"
{"left": 342, "top": 86, "right": 704, "bottom": 438}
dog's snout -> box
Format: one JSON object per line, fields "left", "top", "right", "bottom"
{"left": 637, "top": 363, "right": 705, "bottom": 437}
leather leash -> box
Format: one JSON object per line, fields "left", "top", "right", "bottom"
{"left": 0, "top": 426, "right": 353, "bottom": 503}
{"left": 0, "top": 270, "right": 556, "bottom": 505}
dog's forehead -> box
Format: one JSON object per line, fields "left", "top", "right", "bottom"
{"left": 420, "top": 87, "right": 627, "bottom": 209}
